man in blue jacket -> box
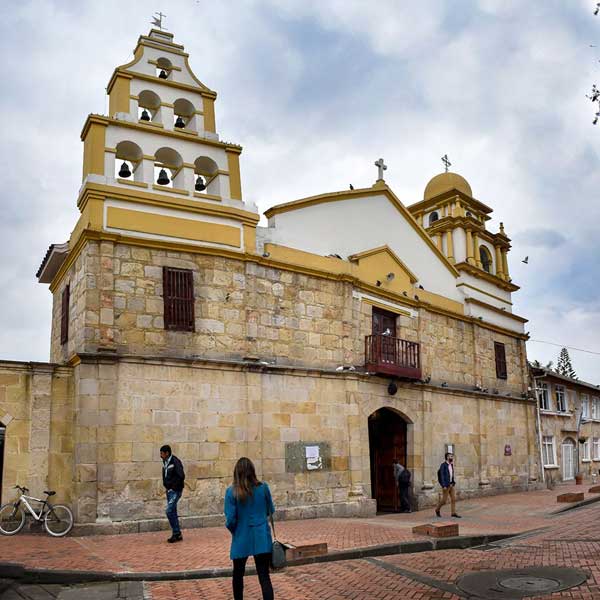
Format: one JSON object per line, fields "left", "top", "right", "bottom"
{"left": 435, "top": 452, "right": 461, "bottom": 518}
{"left": 160, "top": 444, "right": 185, "bottom": 543}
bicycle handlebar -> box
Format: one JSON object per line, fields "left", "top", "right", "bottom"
{"left": 13, "top": 485, "right": 29, "bottom": 493}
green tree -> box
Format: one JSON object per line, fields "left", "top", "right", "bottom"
{"left": 530, "top": 359, "right": 554, "bottom": 370}
{"left": 556, "top": 347, "right": 577, "bottom": 379}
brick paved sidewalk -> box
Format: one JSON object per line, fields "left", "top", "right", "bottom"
{"left": 149, "top": 502, "right": 600, "bottom": 599}
{"left": 0, "top": 482, "right": 595, "bottom": 576}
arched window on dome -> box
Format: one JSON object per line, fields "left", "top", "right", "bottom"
{"left": 479, "top": 245, "right": 493, "bottom": 273}
{"left": 138, "top": 90, "right": 162, "bottom": 124}
{"left": 428, "top": 211, "right": 439, "bottom": 226}
{"left": 173, "top": 98, "right": 196, "bottom": 131}
{"left": 154, "top": 147, "right": 184, "bottom": 189}
{"left": 156, "top": 57, "right": 173, "bottom": 80}
{"left": 115, "top": 141, "right": 143, "bottom": 183}
{"left": 193, "top": 156, "right": 219, "bottom": 196}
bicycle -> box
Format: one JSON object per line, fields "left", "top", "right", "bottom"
{"left": 0, "top": 485, "right": 74, "bottom": 537}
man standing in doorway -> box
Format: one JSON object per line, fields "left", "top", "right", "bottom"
{"left": 435, "top": 452, "right": 461, "bottom": 519}
{"left": 394, "top": 459, "right": 412, "bottom": 513}
{"left": 160, "top": 444, "right": 185, "bottom": 543}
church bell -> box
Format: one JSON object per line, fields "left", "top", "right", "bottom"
{"left": 174, "top": 116, "right": 186, "bottom": 128}
{"left": 140, "top": 109, "right": 151, "bottom": 122}
{"left": 159, "top": 69, "right": 168, "bottom": 79}
{"left": 195, "top": 175, "right": 206, "bottom": 191}
{"left": 156, "top": 169, "right": 170, "bottom": 185}
{"left": 118, "top": 161, "right": 132, "bottom": 178}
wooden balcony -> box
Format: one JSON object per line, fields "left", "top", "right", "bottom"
{"left": 364, "top": 335, "right": 421, "bottom": 380}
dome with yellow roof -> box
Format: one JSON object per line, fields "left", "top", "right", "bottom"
{"left": 424, "top": 172, "right": 473, "bottom": 200}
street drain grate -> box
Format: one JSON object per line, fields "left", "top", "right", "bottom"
{"left": 457, "top": 567, "right": 587, "bottom": 598}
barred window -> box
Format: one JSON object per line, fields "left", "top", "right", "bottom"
{"left": 494, "top": 342, "right": 507, "bottom": 379}
{"left": 60, "top": 284, "right": 70, "bottom": 345}
{"left": 163, "top": 267, "right": 195, "bottom": 332}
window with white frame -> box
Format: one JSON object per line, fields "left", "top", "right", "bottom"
{"left": 593, "top": 437, "right": 600, "bottom": 460}
{"left": 556, "top": 385, "right": 567, "bottom": 412}
{"left": 592, "top": 397, "right": 600, "bottom": 420}
{"left": 537, "top": 383, "right": 550, "bottom": 411}
{"left": 582, "top": 438, "right": 591, "bottom": 461}
{"left": 581, "top": 394, "right": 590, "bottom": 420}
{"left": 542, "top": 435, "right": 556, "bottom": 466}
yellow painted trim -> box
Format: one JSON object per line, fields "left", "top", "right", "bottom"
{"left": 193, "top": 192, "right": 222, "bottom": 201}
{"left": 407, "top": 189, "right": 493, "bottom": 215}
{"left": 148, "top": 59, "right": 182, "bottom": 72}
{"left": 360, "top": 298, "right": 412, "bottom": 317}
{"left": 456, "top": 282, "right": 513, "bottom": 305}
{"left": 243, "top": 224, "right": 256, "bottom": 254}
{"left": 142, "top": 121, "right": 164, "bottom": 129}
{"left": 226, "top": 149, "right": 242, "bottom": 200}
{"left": 455, "top": 261, "right": 519, "bottom": 292}
{"left": 108, "top": 73, "right": 132, "bottom": 115}
{"left": 80, "top": 114, "right": 239, "bottom": 152}
{"left": 81, "top": 119, "right": 107, "bottom": 180}
{"left": 161, "top": 102, "right": 175, "bottom": 108}
{"left": 348, "top": 245, "right": 418, "bottom": 284}
{"left": 151, "top": 184, "right": 190, "bottom": 196}
{"left": 202, "top": 96, "right": 216, "bottom": 133}
{"left": 264, "top": 184, "right": 460, "bottom": 279}
{"left": 106, "top": 207, "right": 241, "bottom": 248}
{"left": 117, "top": 179, "right": 148, "bottom": 188}
{"left": 465, "top": 297, "right": 528, "bottom": 323}
{"left": 76, "top": 182, "right": 259, "bottom": 226}
{"left": 120, "top": 68, "right": 216, "bottom": 99}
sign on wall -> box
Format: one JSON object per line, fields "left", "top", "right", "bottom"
{"left": 285, "top": 442, "right": 331, "bottom": 473}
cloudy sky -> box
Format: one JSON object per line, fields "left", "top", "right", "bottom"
{"left": 1, "top": 0, "right": 599, "bottom": 381}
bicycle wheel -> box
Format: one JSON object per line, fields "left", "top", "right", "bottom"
{"left": 44, "top": 504, "right": 74, "bottom": 537}
{"left": 0, "top": 503, "right": 26, "bottom": 535}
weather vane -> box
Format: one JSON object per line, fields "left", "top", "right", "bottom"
{"left": 441, "top": 154, "right": 451, "bottom": 173}
{"left": 152, "top": 12, "right": 167, "bottom": 30}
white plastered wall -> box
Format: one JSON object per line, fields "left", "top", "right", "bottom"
{"left": 266, "top": 194, "right": 462, "bottom": 301}
{"left": 463, "top": 299, "right": 525, "bottom": 334}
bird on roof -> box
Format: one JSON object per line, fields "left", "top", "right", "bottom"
{"left": 522, "top": 256, "right": 529, "bottom": 264}
{"left": 349, "top": 184, "right": 354, "bottom": 190}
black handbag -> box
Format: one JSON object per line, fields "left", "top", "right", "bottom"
{"left": 268, "top": 508, "right": 287, "bottom": 569}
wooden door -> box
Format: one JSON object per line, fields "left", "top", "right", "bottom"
{"left": 369, "top": 409, "right": 407, "bottom": 512}
{"left": 0, "top": 426, "right": 4, "bottom": 504}
{"left": 372, "top": 308, "right": 397, "bottom": 364}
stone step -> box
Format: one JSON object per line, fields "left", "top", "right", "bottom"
{"left": 285, "top": 541, "right": 328, "bottom": 560}
{"left": 412, "top": 522, "right": 459, "bottom": 538}
{"left": 556, "top": 492, "right": 585, "bottom": 503}
{"left": 588, "top": 485, "right": 600, "bottom": 493}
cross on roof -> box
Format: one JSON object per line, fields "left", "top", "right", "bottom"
{"left": 441, "top": 154, "right": 451, "bottom": 173}
{"left": 152, "top": 12, "right": 167, "bottom": 30}
{"left": 374, "top": 158, "right": 387, "bottom": 181}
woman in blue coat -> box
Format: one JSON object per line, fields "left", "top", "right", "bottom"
{"left": 225, "top": 457, "right": 275, "bottom": 600}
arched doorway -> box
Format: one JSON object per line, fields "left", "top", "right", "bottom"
{"left": 0, "top": 424, "right": 5, "bottom": 504}
{"left": 368, "top": 408, "right": 408, "bottom": 512}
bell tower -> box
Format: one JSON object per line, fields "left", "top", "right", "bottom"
{"left": 408, "top": 170, "right": 523, "bottom": 331}
{"left": 37, "top": 29, "right": 260, "bottom": 362}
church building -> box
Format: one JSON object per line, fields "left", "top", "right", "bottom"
{"left": 0, "top": 29, "right": 540, "bottom": 528}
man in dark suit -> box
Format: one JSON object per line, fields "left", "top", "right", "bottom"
{"left": 160, "top": 444, "right": 185, "bottom": 543}
{"left": 435, "top": 452, "right": 461, "bottom": 518}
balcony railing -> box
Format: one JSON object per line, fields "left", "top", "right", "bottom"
{"left": 365, "top": 335, "right": 421, "bottom": 380}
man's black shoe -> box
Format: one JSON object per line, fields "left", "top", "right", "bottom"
{"left": 167, "top": 534, "right": 183, "bottom": 543}
{"left": 451, "top": 514, "right": 462, "bottom": 518}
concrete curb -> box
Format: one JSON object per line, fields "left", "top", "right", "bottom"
{"left": 0, "top": 532, "right": 516, "bottom": 585}
{"left": 550, "top": 491, "right": 600, "bottom": 515}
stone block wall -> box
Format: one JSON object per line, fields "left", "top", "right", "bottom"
{"left": 51, "top": 241, "right": 528, "bottom": 397}
{"left": 0, "top": 362, "right": 73, "bottom": 506}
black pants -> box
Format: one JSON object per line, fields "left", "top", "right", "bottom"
{"left": 399, "top": 485, "right": 411, "bottom": 512}
{"left": 233, "top": 552, "right": 274, "bottom": 600}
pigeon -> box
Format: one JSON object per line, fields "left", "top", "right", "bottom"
{"left": 335, "top": 366, "right": 344, "bottom": 372}
{"left": 595, "top": 2, "right": 600, "bottom": 15}
{"left": 349, "top": 184, "right": 354, "bottom": 190}
{"left": 594, "top": 111, "right": 600, "bottom": 125}
{"left": 522, "top": 256, "right": 529, "bottom": 264}
{"left": 382, "top": 328, "right": 392, "bottom": 336}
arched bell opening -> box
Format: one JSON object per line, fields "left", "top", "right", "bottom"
{"left": 154, "top": 147, "right": 183, "bottom": 189}
{"left": 173, "top": 98, "right": 196, "bottom": 131}
{"left": 156, "top": 57, "right": 173, "bottom": 80}
{"left": 368, "top": 407, "right": 410, "bottom": 512}
{"left": 115, "top": 141, "right": 143, "bottom": 182}
{"left": 138, "top": 89, "right": 162, "bottom": 124}
{"left": 193, "top": 156, "right": 219, "bottom": 195}
{"left": 479, "top": 245, "right": 493, "bottom": 273}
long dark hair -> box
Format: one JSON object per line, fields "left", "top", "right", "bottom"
{"left": 232, "top": 457, "right": 260, "bottom": 502}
